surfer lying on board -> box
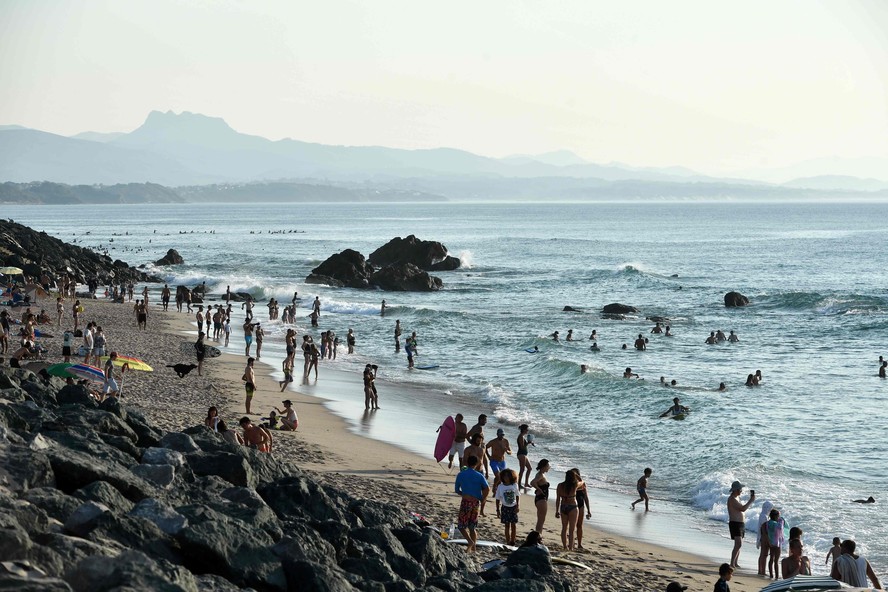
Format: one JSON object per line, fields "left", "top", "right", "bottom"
{"left": 660, "top": 397, "right": 690, "bottom": 418}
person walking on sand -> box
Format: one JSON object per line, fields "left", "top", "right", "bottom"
{"left": 195, "top": 332, "right": 206, "bottom": 376}
{"left": 242, "top": 357, "right": 256, "bottom": 415}
{"left": 448, "top": 413, "right": 468, "bottom": 469}
{"left": 308, "top": 341, "right": 320, "bottom": 379}
{"left": 243, "top": 319, "right": 256, "bottom": 356}
{"left": 161, "top": 284, "right": 170, "bottom": 311}
{"left": 255, "top": 323, "right": 264, "bottom": 358}
{"left": 516, "top": 424, "right": 535, "bottom": 489}
{"left": 454, "top": 455, "right": 489, "bottom": 553}
{"left": 631, "top": 468, "right": 652, "bottom": 511}
{"left": 727, "top": 481, "right": 755, "bottom": 568}
{"left": 530, "top": 459, "right": 551, "bottom": 535}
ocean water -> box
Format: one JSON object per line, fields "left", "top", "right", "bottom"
{"left": 10, "top": 200, "right": 888, "bottom": 572}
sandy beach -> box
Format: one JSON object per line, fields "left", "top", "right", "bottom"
{"left": 12, "top": 296, "right": 776, "bottom": 592}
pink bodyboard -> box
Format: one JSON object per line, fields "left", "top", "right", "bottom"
{"left": 434, "top": 416, "right": 456, "bottom": 462}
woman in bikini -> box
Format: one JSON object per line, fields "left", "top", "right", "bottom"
{"left": 555, "top": 469, "right": 580, "bottom": 550}
{"left": 571, "top": 468, "right": 592, "bottom": 550}
{"left": 516, "top": 424, "right": 534, "bottom": 489}
{"left": 530, "top": 459, "right": 550, "bottom": 535}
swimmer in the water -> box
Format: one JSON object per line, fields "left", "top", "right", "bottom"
{"left": 634, "top": 334, "right": 646, "bottom": 351}
{"left": 718, "top": 382, "right": 727, "bottom": 391}
{"left": 589, "top": 330, "right": 597, "bottom": 341}
{"left": 716, "top": 329, "right": 727, "bottom": 342}
{"left": 651, "top": 323, "right": 663, "bottom": 334}
{"left": 665, "top": 325, "right": 673, "bottom": 336}
{"left": 745, "top": 374, "right": 756, "bottom": 387}
{"left": 566, "top": 329, "right": 574, "bottom": 341}
{"left": 879, "top": 361, "right": 886, "bottom": 378}
{"left": 623, "top": 367, "right": 639, "bottom": 379}
{"left": 728, "top": 330, "right": 739, "bottom": 342}
{"left": 755, "top": 369, "right": 763, "bottom": 383}
{"left": 580, "top": 364, "right": 588, "bottom": 374}
{"left": 670, "top": 379, "right": 677, "bottom": 387}
{"left": 705, "top": 331, "right": 717, "bottom": 345}
{"left": 551, "top": 331, "right": 560, "bottom": 341}
{"left": 852, "top": 496, "right": 876, "bottom": 504}
{"left": 589, "top": 342, "right": 600, "bottom": 351}
{"left": 660, "top": 397, "right": 689, "bottom": 417}
{"left": 660, "top": 376, "right": 666, "bottom": 385}
{"left": 622, "top": 343, "right": 628, "bottom": 350}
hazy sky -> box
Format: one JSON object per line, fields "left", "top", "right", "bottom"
{"left": 2, "top": 0, "right": 887, "bottom": 175}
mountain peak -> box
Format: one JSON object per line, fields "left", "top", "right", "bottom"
{"left": 120, "top": 110, "right": 239, "bottom": 147}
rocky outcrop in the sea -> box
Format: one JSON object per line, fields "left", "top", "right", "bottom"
{"left": 372, "top": 263, "right": 443, "bottom": 292}
{"left": 0, "top": 220, "right": 158, "bottom": 285}
{"left": 601, "top": 303, "right": 638, "bottom": 315}
{"left": 724, "top": 291, "right": 749, "bottom": 307}
{"left": 154, "top": 248, "right": 184, "bottom": 266}
{"left": 0, "top": 367, "right": 567, "bottom": 591}
{"left": 307, "top": 237, "right": 460, "bottom": 291}
{"left": 368, "top": 235, "right": 460, "bottom": 272}
{"left": 305, "top": 249, "right": 374, "bottom": 289}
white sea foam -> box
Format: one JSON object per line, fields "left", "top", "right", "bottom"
{"left": 458, "top": 250, "right": 474, "bottom": 269}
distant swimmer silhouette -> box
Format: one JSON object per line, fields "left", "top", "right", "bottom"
{"left": 852, "top": 496, "right": 875, "bottom": 504}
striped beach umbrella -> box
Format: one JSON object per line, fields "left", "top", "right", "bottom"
{"left": 66, "top": 363, "right": 106, "bottom": 382}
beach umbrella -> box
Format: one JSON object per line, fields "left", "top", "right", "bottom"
{"left": 0, "top": 266, "right": 24, "bottom": 275}
{"left": 66, "top": 363, "right": 106, "bottom": 383}
{"left": 100, "top": 354, "right": 153, "bottom": 372}
{"left": 46, "top": 363, "right": 76, "bottom": 379}
{"left": 759, "top": 575, "right": 849, "bottom": 592}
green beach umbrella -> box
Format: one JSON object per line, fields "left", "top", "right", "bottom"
{"left": 46, "top": 363, "right": 76, "bottom": 379}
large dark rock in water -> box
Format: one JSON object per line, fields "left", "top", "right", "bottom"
{"left": 724, "top": 291, "right": 750, "bottom": 307}
{"left": 153, "top": 249, "right": 184, "bottom": 266}
{"left": 601, "top": 303, "right": 638, "bottom": 315}
{"left": 306, "top": 249, "right": 374, "bottom": 289}
{"left": 371, "top": 264, "right": 442, "bottom": 292}
{"left": 368, "top": 235, "right": 460, "bottom": 271}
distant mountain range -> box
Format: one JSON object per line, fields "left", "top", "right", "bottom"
{"left": 1, "top": 110, "right": 887, "bottom": 197}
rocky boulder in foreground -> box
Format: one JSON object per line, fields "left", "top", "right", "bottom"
{"left": 305, "top": 249, "right": 374, "bottom": 289}
{"left": 0, "top": 367, "right": 568, "bottom": 591}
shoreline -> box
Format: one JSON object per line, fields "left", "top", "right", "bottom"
{"left": 151, "top": 294, "right": 768, "bottom": 591}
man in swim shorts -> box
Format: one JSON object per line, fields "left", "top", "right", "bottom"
{"left": 727, "top": 480, "right": 755, "bottom": 568}
{"left": 454, "top": 455, "right": 489, "bottom": 553}
{"left": 448, "top": 413, "right": 468, "bottom": 469}
{"left": 467, "top": 414, "right": 490, "bottom": 477}
{"left": 486, "top": 428, "right": 513, "bottom": 516}
{"left": 242, "top": 357, "right": 256, "bottom": 415}
{"left": 243, "top": 320, "right": 256, "bottom": 356}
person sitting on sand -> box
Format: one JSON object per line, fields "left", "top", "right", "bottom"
{"left": 660, "top": 397, "right": 689, "bottom": 418}
{"left": 518, "top": 530, "right": 549, "bottom": 553}
{"left": 274, "top": 399, "right": 298, "bottom": 430}
{"left": 454, "top": 455, "right": 489, "bottom": 553}
{"left": 781, "top": 538, "right": 812, "bottom": 578}
{"left": 218, "top": 420, "right": 244, "bottom": 445}
{"left": 205, "top": 406, "right": 220, "bottom": 431}
{"left": 239, "top": 416, "right": 271, "bottom": 452}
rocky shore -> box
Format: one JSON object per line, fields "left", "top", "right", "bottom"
{"left": 0, "top": 219, "right": 157, "bottom": 285}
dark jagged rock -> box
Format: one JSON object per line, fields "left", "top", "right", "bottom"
{"left": 601, "top": 303, "right": 638, "bottom": 315}
{"left": 371, "top": 263, "right": 442, "bottom": 292}
{"left": 306, "top": 249, "right": 374, "bottom": 289}
{"left": 154, "top": 248, "right": 184, "bottom": 266}
{"left": 0, "top": 366, "right": 568, "bottom": 592}
{"left": 724, "top": 291, "right": 749, "bottom": 307}
{"left": 562, "top": 306, "right": 581, "bottom": 312}
{"left": 0, "top": 219, "right": 158, "bottom": 285}
{"left": 55, "top": 385, "right": 96, "bottom": 407}
{"left": 504, "top": 547, "right": 553, "bottom": 576}
{"left": 368, "top": 235, "right": 460, "bottom": 271}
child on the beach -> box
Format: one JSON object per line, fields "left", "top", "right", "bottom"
{"left": 765, "top": 508, "right": 785, "bottom": 578}
{"left": 713, "top": 562, "right": 733, "bottom": 592}
{"left": 825, "top": 536, "right": 841, "bottom": 565}
{"left": 495, "top": 469, "right": 520, "bottom": 545}
{"left": 631, "top": 468, "right": 652, "bottom": 511}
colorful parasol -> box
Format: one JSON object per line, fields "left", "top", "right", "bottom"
{"left": 100, "top": 354, "right": 152, "bottom": 372}
{"left": 66, "top": 363, "right": 106, "bottom": 382}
